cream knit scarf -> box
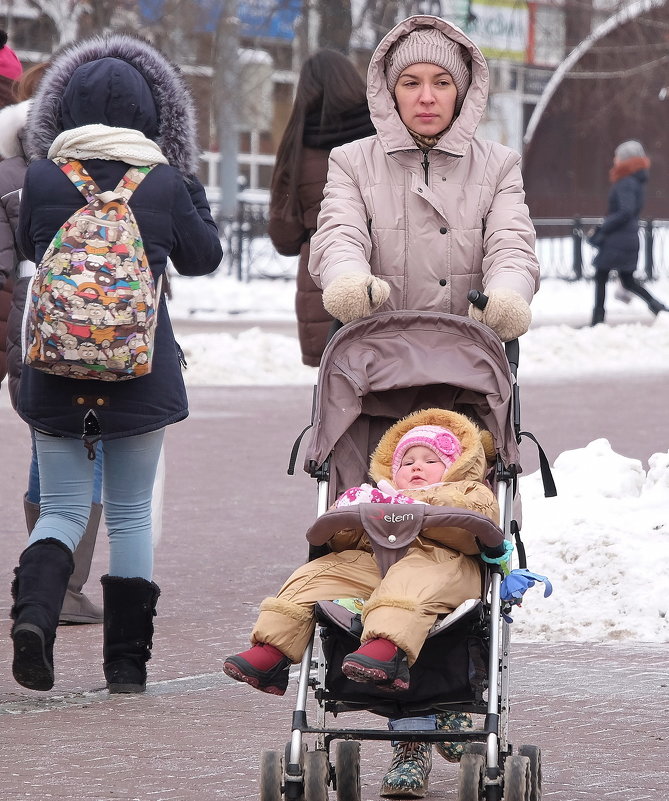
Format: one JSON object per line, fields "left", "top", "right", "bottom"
{"left": 48, "top": 124, "right": 169, "bottom": 165}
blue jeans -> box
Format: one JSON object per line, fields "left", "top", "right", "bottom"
{"left": 27, "top": 428, "right": 103, "bottom": 505}
{"left": 389, "top": 715, "right": 436, "bottom": 746}
{"left": 30, "top": 429, "right": 165, "bottom": 579}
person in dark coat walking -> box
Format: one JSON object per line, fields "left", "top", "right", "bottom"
{"left": 10, "top": 34, "right": 222, "bottom": 694}
{"left": 268, "top": 49, "right": 374, "bottom": 367}
{"left": 0, "top": 62, "right": 107, "bottom": 626}
{"left": 588, "top": 140, "right": 667, "bottom": 325}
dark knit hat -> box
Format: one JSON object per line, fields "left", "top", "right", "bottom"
{"left": 0, "top": 30, "right": 22, "bottom": 81}
{"left": 385, "top": 26, "right": 471, "bottom": 111}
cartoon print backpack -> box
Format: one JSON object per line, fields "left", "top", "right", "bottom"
{"left": 24, "top": 158, "right": 160, "bottom": 381}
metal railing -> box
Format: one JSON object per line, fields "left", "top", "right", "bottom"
{"left": 214, "top": 202, "right": 669, "bottom": 282}
{"left": 534, "top": 218, "right": 669, "bottom": 281}
{"left": 218, "top": 199, "right": 296, "bottom": 282}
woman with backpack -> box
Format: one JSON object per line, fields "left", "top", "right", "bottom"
{"left": 10, "top": 35, "right": 222, "bottom": 694}
{"left": 1, "top": 62, "right": 107, "bottom": 627}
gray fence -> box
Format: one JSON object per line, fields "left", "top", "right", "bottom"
{"left": 534, "top": 218, "right": 669, "bottom": 281}
{"left": 219, "top": 205, "right": 669, "bottom": 282}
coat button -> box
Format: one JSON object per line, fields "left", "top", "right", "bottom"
{"left": 76, "top": 397, "right": 85, "bottom": 405}
{"left": 96, "top": 398, "right": 105, "bottom": 406}
{"left": 439, "top": 227, "right": 448, "bottom": 234}
{"left": 439, "top": 279, "right": 448, "bottom": 286}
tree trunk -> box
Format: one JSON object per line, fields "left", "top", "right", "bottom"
{"left": 564, "top": 0, "right": 593, "bottom": 51}
{"left": 317, "top": 0, "right": 352, "bottom": 53}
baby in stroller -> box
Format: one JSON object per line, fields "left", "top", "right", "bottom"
{"left": 223, "top": 407, "right": 503, "bottom": 696}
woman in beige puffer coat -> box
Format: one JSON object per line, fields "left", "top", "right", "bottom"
{"left": 308, "top": 15, "right": 540, "bottom": 340}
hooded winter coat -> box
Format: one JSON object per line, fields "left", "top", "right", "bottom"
{"left": 268, "top": 104, "right": 375, "bottom": 367}
{"left": 250, "top": 408, "right": 497, "bottom": 665}
{"left": 590, "top": 156, "right": 650, "bottom": 274}
{"left": 308, "top": 15, "right": 539, "bottom": 314}
{"left": 15, "top": 36, "right": 222, "bottom": 441}
{"left": 0, "top": 100, "right": 31, "bottom": 406}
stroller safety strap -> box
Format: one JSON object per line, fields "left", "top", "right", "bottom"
{"left": 518, "top": 430, "right": 557, "bottom": 497}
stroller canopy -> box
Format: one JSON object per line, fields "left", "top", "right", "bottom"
{"left": 304, "top": 312, "right": 520, "bottom": 488}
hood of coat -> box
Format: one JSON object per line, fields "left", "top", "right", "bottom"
{"left": 366, "top": 14, "right": 489, "bottom": 158}
{"left": 61, "top": 57, "right": 159, "bottom": 138}
{"left": 26, "top": 34, "right": 198, "bottom": 175}
{"left": 0, "top": 99, "right": 29, "bottom": 159}
{"left": 369, "top": 407, "right": 495, "bottom": 486}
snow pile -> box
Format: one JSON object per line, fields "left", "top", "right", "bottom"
{"left": 513, "top": 440, "right": 669, "bottom": 643}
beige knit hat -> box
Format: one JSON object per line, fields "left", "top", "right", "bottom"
{"left": 385, "top": 26, "right": 471, "bottom": 112}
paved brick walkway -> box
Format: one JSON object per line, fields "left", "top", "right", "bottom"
{"left": 1, "top": 386, "right": 667, "bottom": 801}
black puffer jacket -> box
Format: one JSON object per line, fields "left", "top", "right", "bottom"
{"left": 591, "top": 157, "right": 650, "bottom": 274}
{"left": 16, "top": 35, "right": 222, "bottom": 441}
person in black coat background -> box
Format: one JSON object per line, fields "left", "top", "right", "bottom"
{"left": 588, "top": 140, "right": 667, "bottom": 325}
{"left": 10, "top": 35, "right": 222, "bottom": 694}
{"left": 268, "top": 49, "right": 374, "bottom": 366}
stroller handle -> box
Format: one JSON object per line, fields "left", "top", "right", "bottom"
{"left": 468, "top": 290, "right": 519, "bottom": 371}
{"left": 467, "top": 289, "right": 488, "bottom": 310}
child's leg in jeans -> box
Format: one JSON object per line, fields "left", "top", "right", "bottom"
{"left": 251, "top": 549, "right": 379, "bottom": 662}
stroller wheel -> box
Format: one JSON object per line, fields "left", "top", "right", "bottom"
{"left": 304, "top": 750, "right": 330, "bottom": 801}
{"left": 458, "top": 753, "right": 485, "bottom": 800}
{"left": 335, "top": 740, "right": 361, "bottom": 801}
{"left": 503, "top": 754, "right": 531, "bottom": 801}
{"left": 259, "top": 750, "right": 283, "bottom": 801}
{"left": 518, "top": 746, "right": 542, "bottom": 801}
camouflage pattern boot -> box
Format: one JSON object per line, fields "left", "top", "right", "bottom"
{"left": 380, "top": 741, "right": 432, "bottom": 798}
{"left": 435, "top": 711, "right": 474, "bottom": 762}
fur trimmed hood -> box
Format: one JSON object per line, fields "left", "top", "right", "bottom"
{"left": 366, "top": 14, "right": 489, "bottom": 158}
{"left": 26, "top": 34, "right": 198, "bottom": 175}
{"left": 0, "top": 99, "right": 29, "bottom": 159}
{"left": 369, "top": 408, "right": 495, "bottom": 485}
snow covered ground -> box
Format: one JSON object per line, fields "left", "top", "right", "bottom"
{"left": 169, "top": 269, "right": 669, "bottom": 386}
{"left": 166, "top": 266, "right": 669, "bottom": 645}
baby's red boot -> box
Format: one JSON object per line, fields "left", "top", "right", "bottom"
{"left": 223, "top": 643, "right": 290, "bottom": 695}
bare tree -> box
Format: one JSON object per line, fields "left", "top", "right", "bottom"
{"left": 317, "top": 0, "right": 352, "bottom": 51}
{"left": 27, "top": 0, "right": 91, "bottom": 47}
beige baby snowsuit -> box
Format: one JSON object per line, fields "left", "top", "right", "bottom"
{"left": 251, "top": 408, "right": 499, "bottom": 665}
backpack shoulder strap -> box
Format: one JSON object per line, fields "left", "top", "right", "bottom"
{"left": 55, "top": 158, "right": 154, "bottom": 205}
{"left": 111, "top": 165, "right": 155, "bottom": 203}
{"left": 55, "top": 158, "right": 101, "bottom": 203}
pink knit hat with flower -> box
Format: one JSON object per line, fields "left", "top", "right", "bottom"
{"left": 0, "top": 31, "right": 22, "bottom": 82}
{"left": 391, "top": 424, "right": 462, "bottom": 481}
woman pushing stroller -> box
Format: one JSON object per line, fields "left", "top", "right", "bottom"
{"left": 223, "top": 407, "right": 501, "bottom": 693}
{"left": 300, "top": 12, "right": 539, "bottom": 795}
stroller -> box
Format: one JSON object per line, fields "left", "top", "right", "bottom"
{"left": 271, "top": 308, "right": 554, "bottom": 801}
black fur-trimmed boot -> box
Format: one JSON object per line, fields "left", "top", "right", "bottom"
{"left": 23, "top": 495, "right": 104, "bottom": 625}
{"left": 10, "top": 538, "right": 75, "bottom": 691}
{"left": 101, "top": 575, "right": 160, "bottom": 694}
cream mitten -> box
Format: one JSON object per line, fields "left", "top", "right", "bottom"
{"left": 468, "top": 287, "right": 532, "bottom": 341}
{"left": 322, "top": 273, "right": 391, "bottom": 324}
